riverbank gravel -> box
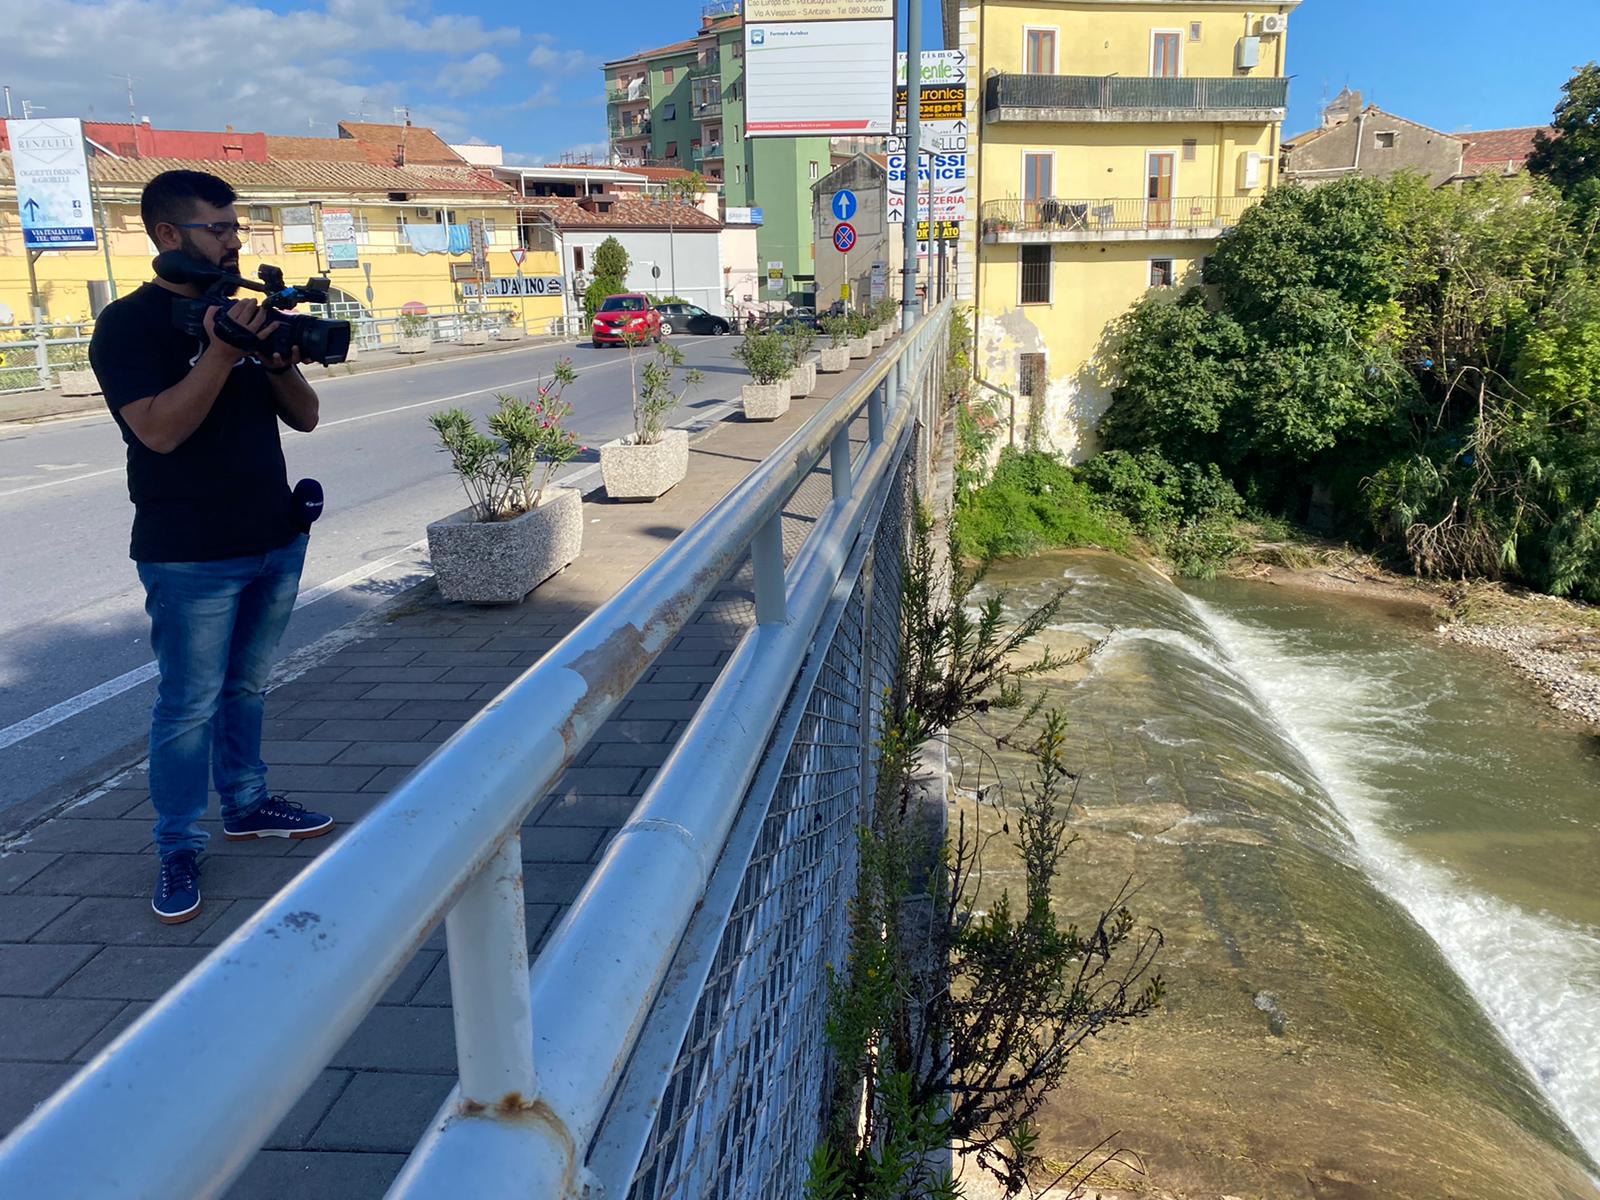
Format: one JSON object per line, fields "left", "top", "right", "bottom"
{"left": 1437, "top": 622, "right": 1600, "bottom": 729}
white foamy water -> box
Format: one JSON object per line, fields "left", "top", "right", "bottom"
{"left": 1186, "top": 595, "right": 1600, "bottom": 1163}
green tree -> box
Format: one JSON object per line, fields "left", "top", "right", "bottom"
{"left": 1528, "top": 62, "right": 1600, "bottom": 195}
{"left": 584, "top": 236, "right": 632, "bottom": 324}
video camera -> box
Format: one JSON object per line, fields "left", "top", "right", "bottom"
{"left": 153, "top": 250, "right": 352, "bottom": 366}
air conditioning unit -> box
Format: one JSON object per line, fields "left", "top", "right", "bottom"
{"left": 1260, "top": 14, "right": 1288, "bottom": 35}
{"left": 414, "top": 207, "right": 437, "bottom": 220}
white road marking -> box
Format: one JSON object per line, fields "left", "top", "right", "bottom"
{"left": 0, "top": 382, "right": 732, "bottom": 753}
{"left": 0, "top": 466, "right": 123, "bottom": 499}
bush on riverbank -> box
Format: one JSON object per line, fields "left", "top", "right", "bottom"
{"left": 954, "top": 449, "right": 1135, "bottom": 562}
{"left": 1096, "top": 72, "right": 1600, "bottom": 602}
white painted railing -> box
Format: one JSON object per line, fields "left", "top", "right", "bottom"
{"left": 0, "top": 300, "right": 953, "bottom": 1199}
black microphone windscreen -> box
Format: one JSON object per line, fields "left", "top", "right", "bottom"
{"left": 291, "top": 478, "right": 324, "bottom": 531}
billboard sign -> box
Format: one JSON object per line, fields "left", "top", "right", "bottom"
{"left": 322, "top": 208, "right": 358, "bottom": 268}
{"left": 745, "top": 3, "right": 893, "bottom": 138}
{"left": 281, "top": 206, "right": 316, "bottom": 254}
{"left": 896, "top": 49, "right": 967, "bottom": 87}
{"left": 888, "top": 152, "right": 967, "bottom": 224}
{"left": 7, "top": 118, "right": 96, "bottom": 249}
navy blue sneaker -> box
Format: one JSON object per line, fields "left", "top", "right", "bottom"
{"left": 153, "top": 850, "right": 202, "bottom": 925}
{"left": 223, "top": 795, "right": 334, "bottom": 842}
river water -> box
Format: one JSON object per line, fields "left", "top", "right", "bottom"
{"left": 961, "top": 551, "right": 1600, "bottom": 1199}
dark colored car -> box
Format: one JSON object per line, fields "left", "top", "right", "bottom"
{"left": 591, "top": 293, "right": 662, "bottom": 347}
{"left": 656, "top": 302, "right": 732, "bottom": 336}
{"left": 770, "top": 312, "right": 820, "bottom": 335}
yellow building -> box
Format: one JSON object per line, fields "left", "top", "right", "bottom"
{"left": 944, "top": 0, "right": 1295, "bottom": 456}
{"left": 0, "top": 124, "right": 564, "bottom": 331}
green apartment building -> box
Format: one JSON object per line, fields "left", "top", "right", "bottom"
{"left": 603, "top": 2, "right": 834, "bottom": 304}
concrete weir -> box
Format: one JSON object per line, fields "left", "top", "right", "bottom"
{"left": 954, "top": 551, "right": 1600, "bottom": 1200}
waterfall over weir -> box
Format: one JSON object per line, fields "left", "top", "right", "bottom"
{"left": 962, "top": 551, "right": 1600, "bottom": 1200}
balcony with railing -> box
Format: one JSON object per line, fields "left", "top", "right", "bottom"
{"left": 984, "top": 74, "right": 1289, "bottom": 123}
{"left": 693, "top": 92, "right": 723, "bottom": 119}
{"left": 610, "top": 117, "right": 653, "bottom": 144}
{"left": 980, "top": 195, "right": 1254, "bottom": 242}
{"left": 607, "top": 79, "right": 651, "bottom": 106}
{"left": 695, "top": 142, "right": 724, "bottom": 163}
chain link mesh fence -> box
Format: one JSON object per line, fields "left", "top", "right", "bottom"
{"left": 623, "top": 434, "right": 916, "bottom": 1200}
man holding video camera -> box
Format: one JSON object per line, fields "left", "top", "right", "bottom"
{"left": 90, "top": 169, "right": 334, "bottom": 925}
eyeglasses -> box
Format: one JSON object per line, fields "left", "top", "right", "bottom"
{"left": 174, "top": 221, "right": 251, "bottom": 238}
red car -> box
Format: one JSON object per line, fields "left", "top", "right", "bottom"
{"left": 590, "top": 293, "right": 662, "bottom": 347}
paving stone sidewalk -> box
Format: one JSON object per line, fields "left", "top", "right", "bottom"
{"left": 0, "top": 348, "right": 892, "bottom": 1198}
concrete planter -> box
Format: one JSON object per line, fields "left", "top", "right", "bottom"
{"left": 397, "top": 334, "right": 430, "bottom": 355}
{"left": 600, "top": 428, "right": 689, "bottom": 501}
{"left": 494, "top": 325, "right": 525, "bottom": 342}
{"left": 461, "top": 329, "right": 490, "bottom": 346}
{"left": 426, "top": 487, "right": 583, "bottom": 604}
{"left": 848, "top": 336, "right": 872, "bottom": 361}
{"left": 58, "top": 370, "right": 100, "bottom": 397}
{"left": 819, "top": 345, "right": 850, "bottom": 373}
{"left": 870, "top": 327, "right": 887, "bottom": 348}
{"left": 742, "top": 381, "right": 791, "bottom": 421}
{"left": 787, "top": 366, "right": 812, "bottom": 399}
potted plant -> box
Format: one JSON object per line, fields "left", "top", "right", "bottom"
{"left": 734, "top": 329, "right": 793, "bottom": 420}
{"left": 460, "top": 309, "right": 490, "bottom": 346}
{"left": 846, "top": 311, "right": 872, "bottom": 361}
{"left": 493, "top": 308, "right": 524, "bottom": 341}
{"left": 396, "top": 312, "right": 430, "bottom": 354}
{"left": 425, "top": 361, "right": 584, "bottom": 603}
{"left": 873, "top": 299, "right": 900, "bottom": 344}
{"left": 600, "top": 334, "right": 704, "bottom": 501}
{"left": 818, "top": 315, "right": 852, "bottom": 373}
{"left": 783, "top": 323, "right": 817, "bottom": 398}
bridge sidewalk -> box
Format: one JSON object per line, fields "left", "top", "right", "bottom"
{"left": 0, "top": 349, "right": 889, "bottom": 1198}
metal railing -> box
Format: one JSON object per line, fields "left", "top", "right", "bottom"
{"left": 608, "top": 81, "right": 652, "bottom": 105}
{"left": 694, "top": 96, "right": 724, "bottom": 119}
{"left": 0, "top": 323, "right": 94, "bottom": 394}
{"left": 0, "top": 301, "right": 953, "bottom": 1199}
{"left": 985, "top": 73, "right": 1289, "bottom": 116}
{"left": 980, "top": 195, "right": 1254, "bottom": 236}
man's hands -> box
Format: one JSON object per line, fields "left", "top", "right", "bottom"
{"left": 200, "top": 298, "right": 286, "bottom": 366}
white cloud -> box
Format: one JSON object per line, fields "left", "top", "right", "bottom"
{"left": 2, "top": 0, "right": 518, "bottom": 137}
{"left": 527, "top": 34, "right": 600, "bottom": 76}
{"left": 435, "top": 52, "right": 505, "bottom": 98}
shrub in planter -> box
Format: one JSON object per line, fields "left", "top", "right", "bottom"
{"left": 819, "top": 315, "right": 852, "bottom": 373}
{"left": 460, "top": 310, "right": 490, "bottom": 346}
{"left": 601, "top": 339, "right": 704, "bottom": 501}
{"left": 872, "top": 298, "right": 899, "bottom": 341}
{"left": 396, "top": 312, "right": 430, "bottom": 354}
{"left": 845, "top": 311, "right": 872, "bottom": 360}
{"left": 734, "top": 329, "right": 793, "bottom": 420}
{"left": 783, "top": 324, "right": 817, "bottom": 397}
{"left": 426, "top": 361, "right": 584, "bottom": 602}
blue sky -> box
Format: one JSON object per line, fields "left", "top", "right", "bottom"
{"left": 5, "top": 1, "right": 1584, "bottom": 165}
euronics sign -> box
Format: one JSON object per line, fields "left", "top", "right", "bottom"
{"left": 745, "top": 0, "right": 893, "bottom": 138}
{"left": 6, "top": 118, "right": 96, "bottom": 250}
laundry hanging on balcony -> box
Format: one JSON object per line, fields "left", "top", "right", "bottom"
{"left": 404, "top": 224, "right": 451, "bottom": 255}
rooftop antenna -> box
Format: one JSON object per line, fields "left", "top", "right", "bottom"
{"left": 348, "top": 97, "right": 373, "bottom": 122}
{"left": 108, "top": 73, "right": 137, "bottom": 122}
{"left": 20, "top": 99, "right": 44, "bottom": 119}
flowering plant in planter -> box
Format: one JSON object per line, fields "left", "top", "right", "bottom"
{"left": 429, "top": 359, "right": 582, "bottom": 521}
{"left": 623, "top": 331, "right": 704, "bottom": 445}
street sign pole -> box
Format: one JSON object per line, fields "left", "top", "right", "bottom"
{"left": 900, "top": 0, "right": 922, "bottom": 330}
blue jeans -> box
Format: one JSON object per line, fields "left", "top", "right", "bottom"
{"left": 137, "top": 536, "right": 308, "bottom": 856}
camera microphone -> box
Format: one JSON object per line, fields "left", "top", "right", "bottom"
{"left": 292, "top": 478, "right": 324, "bottom": 533}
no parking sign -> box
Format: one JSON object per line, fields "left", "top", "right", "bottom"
{"left": 832, "top": 223, "right": 857, "bottom": 253}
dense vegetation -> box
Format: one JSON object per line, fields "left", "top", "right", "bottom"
{"left": 961, "top": 66, "right": 1600, "bottom": 598}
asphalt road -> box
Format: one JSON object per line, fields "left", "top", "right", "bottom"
{"left": 0, "top": 331, "right": 748, "bottom": 827}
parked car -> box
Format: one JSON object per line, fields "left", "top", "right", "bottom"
{"left": 770, "top": 311, "right": 819, "bottom": 335}
{"left": 656, "top": 302, "right": 732, "bottom": 336}
{"left": 591, "top": 294, "right": 662, "bottom": 347}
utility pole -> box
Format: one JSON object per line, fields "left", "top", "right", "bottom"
{"left": 900, "top": 0, "right": 922, "bottom": 330}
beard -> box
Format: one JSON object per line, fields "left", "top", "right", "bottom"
{"left": 178, "top": 230, "right": 241, "bottom": 294}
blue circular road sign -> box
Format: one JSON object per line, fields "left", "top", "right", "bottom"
{"left": 832, "top": 222, "right": 857, "bottom": 253}
{"left": 831, "top": 190, "right": 858, "bottom": 221}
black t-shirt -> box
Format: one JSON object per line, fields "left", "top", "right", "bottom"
{"left": 89, "top": 283, "right": 298, "bottom": 563}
